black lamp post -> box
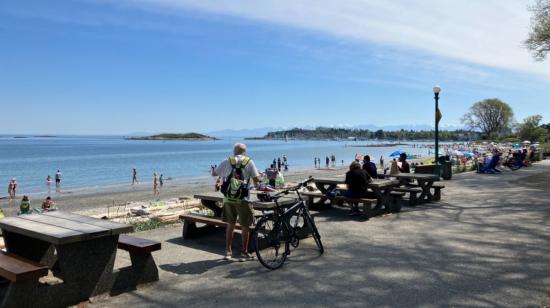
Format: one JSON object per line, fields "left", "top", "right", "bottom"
{"left": 433, "top": 85, "right": 441, "bottom": 177}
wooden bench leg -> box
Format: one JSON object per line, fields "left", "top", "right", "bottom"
{"left": 389, "top": 197, "right": 402, "bottom": 213}
{"left": 0, "top": 280, "right": 41, "bottom": 308}
{"left": 112, "top": 252, "right": 159, "bottom": 292}
{"left": 182, "top": 220, "right": 198, "bottom": 239}
{"left": 361, "top": 201, "right": 372, "bottom": 218}
{"left": 409, "top": 192, "right": 418, "bottom": 207}
{"left": 433, "top": 188, "right": 442, "bottom": 201}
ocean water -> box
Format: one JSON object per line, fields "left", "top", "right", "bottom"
{"left": 0, "top": 136, "right": 433, "bottom": 195}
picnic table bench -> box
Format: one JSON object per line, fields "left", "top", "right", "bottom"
{"left": 383, "top": 173, "right": 442, "bottom": 203}
{"left": 0, "top": 211, "right": 155, "bottom": 308}
{"left": 183, "top": 192, "right": 298, "bottom": 239}
{"left": 313, "top": 178, "right": 401, "bottom": 212}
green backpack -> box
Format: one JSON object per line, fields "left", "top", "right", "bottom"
{"left": 220, "top": 156, "right": 251, "bottom": 202}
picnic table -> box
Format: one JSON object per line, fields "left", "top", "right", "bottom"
{"left": 182, "top": 192, "right": 300, "bottom": 239}
{"left": 0, "top": 211, "right": 133, "bottom": 308}
{"left": 383, "top": 173, "right": 439, "bottom": 203}
{"left": 313, "top": 177, "right": 399, "bottom": 210}
{"left": 194, "top": 191, "right": 298, "bottom": 214}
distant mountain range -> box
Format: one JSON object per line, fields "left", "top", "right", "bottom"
{"left": 207, "top": 124, "right": 463, "bottom": 138}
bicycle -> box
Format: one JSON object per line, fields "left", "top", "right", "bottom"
{"left": 252, "top": 178, "right": 324, "bottom": 270}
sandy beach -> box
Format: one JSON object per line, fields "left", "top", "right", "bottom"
{"left": 0, "top": 165, "right": 351, "bottom": 217}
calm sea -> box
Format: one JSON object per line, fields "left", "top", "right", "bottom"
{"left": 0, "top": 136, "right": 433, "bottom": 195}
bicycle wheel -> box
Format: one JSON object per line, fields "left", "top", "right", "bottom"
{"left": 304, "top": 212, "right": 324, "bottom": 254}
{"left": 253, "top": 216, "right": 289, "bottom": 270}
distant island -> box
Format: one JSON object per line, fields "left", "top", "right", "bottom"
{"left": 247, "top": 127, "right": 478, "bottom": 141}
{"left": 126, "top": 133, "right": 218, "bottom": 141}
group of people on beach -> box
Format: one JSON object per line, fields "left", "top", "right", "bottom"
{"left": 132, "top": 168, "right": 164, "bottom": 196}
{"left": 6, "top": 169, "right": 62, "bottom": 206}
{"left": 314, "top": 154, "right": 341, "bottom": 169}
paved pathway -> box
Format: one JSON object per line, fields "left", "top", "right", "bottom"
{"left": 97, "top": 161, "right": 550, "bottom": 307}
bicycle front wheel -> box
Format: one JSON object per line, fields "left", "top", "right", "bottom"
{"left": 253, "top": 216, "right": 289, "bottom": 270}
{"left": 304, "top": 213, "right": 324, "bottom": 254}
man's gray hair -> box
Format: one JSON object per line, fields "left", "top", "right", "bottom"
{"left": 233, "top": 143, "right": 247, "bottom": 155}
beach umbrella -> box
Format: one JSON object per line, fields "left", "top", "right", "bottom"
{"left": 451, "top": 150, "right": 464, "bottom": 156}
{"left": 513, "top": 143, "right": 521, "bottom": 148}
{"left": 464, "top": 152, "right": 474, "bottom": 158}
{"left": 389, "top": 150, "right": 405, "bottom": 157}
{"left": 523, "top": 140, "right": 531, "bottom": 144}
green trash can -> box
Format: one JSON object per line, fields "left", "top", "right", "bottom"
{"left": 438, "top": 156, "right": 452, "bottom": 180}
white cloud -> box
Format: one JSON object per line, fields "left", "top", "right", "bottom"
{"left": 115, "top": 0, "right": 550, "bottom": 79}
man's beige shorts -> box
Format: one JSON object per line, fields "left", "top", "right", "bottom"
{"left": 222, "top": 201, "right": 254, "bottom": 227}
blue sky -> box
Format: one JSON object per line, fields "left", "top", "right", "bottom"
{"left": 1, "top": 0, "right": 549, "bottom": 135}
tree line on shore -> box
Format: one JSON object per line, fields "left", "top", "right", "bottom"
{"left": 260, "top": 98, "right": 549, "bottom": 143}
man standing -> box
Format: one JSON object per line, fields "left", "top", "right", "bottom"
{"left": 212, "top": 143, "right": 261, "bottom": 262}
{"left": 132, "top": 168, "right": 139, "bottom": 185}
{"left": 380, "top": 156, "right": 385, "bottom": 169}
{"left": 55, "top": 170, "right": 62, "bottom": 191}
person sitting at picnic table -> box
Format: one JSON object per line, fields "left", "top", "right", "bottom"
{"left": 41, "top": 196, "right": 56, "bottom": 212}
{"left": 212, "top": 143, "right": 261, "bottom": 262}
{"left": 362, "top": 155, "right": 378, "bottom": 179}
{"left": 345, "top": 161, "right": 372, "bottom": 215}
{"left": 265, "top": 166, "right": 278, "bottom": 187}
{"left": 398, "top": 152, "right": 410, "bottom": 173}
{"left": 18, "top": 195, "right": 32, "bottom": 215}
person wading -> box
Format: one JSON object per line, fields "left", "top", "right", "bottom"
{"left": 212, "top": 143, "right": 261, "bottom": 262}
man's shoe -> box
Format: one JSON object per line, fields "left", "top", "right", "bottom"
{"left": 223, "top": 251, "right": 234, "bottom": 261}
{"left": 239, "top": 252, "right": 255, "bottom": 262}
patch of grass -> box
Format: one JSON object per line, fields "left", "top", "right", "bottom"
{"left": 131, "top": 217, "right": 170, "bottom": 232}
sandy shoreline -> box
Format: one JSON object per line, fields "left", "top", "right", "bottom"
{"left": 0, "top": 165, "right": 350, "bottom": 217}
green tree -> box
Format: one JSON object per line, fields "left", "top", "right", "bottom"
{"left": 525, "top": 0, "right": 550, "bottom": 61}
{"left": 461, "top": 98, "right": 514, "bottom": 139}
{"left": 517, "top": 115, "right": 549, "bottom": 142}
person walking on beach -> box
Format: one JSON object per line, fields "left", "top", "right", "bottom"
{"left": 314, "top": 157, "right": 317, "bottom": 168}
{"left": 212, "top": 143, "right": 261, "bottom": 262}
{"left": 7, "top": 178, "right": 17, "bottom": 201}
{"left": 132, "top": 168, "right": 139, "bottom": 185}
{"left": 277, "top": 157, "right": 282, "bottom": 171}
{"left": 153, "top": 172, "right": 160, "bottom": 196}
{"left": 380, "top": 156, "right": 384, "bottom": 169}
{"left": 326, "top": 156, "right": 330, "bottom": 168}
{"left": 159, "top": 174, "right": 164, "bottom": 187}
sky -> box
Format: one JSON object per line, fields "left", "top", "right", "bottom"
{"left": 1, "top": 0, "right": 549, "bottom": 135}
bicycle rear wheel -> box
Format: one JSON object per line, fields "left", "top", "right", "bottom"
{"left": 253, "top": 216, "right": 289, "bottom": 270}
{"left": 304, "top": 213, "right": 324, "bottom": 254}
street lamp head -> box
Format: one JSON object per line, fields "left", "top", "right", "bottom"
{"left": 433, "top": 85, "right": 441, "bottom": 94}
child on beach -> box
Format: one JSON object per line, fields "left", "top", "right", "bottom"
{"left": 18, "top": 195, "right": 31, "bottom": 215}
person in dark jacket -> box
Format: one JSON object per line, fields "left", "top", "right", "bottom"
{"left": 362, "top": 155, "right": 378, "bottom": 179}
{"left": 345, "top": 161, "right": 372, "bottom": 215}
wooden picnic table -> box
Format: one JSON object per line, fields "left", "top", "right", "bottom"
{"left": 383, "top": 173, "right": 439, "bottom": 203}
{"left": 0, "top": 211, "right": 133, "bottom": 308}
{"left": 193, "top": 191, "right": 299, "bottom": 216}
{"left": 313, "top": 177, "right": 399, "bottom": 210}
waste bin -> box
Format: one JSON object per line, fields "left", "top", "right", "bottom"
{"left": 438, "top": 156, "right": 452, "bottom": 180}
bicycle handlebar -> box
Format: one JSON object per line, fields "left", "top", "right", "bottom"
{"left": 258, "top": 178, "right": 314, "bottom": 201}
